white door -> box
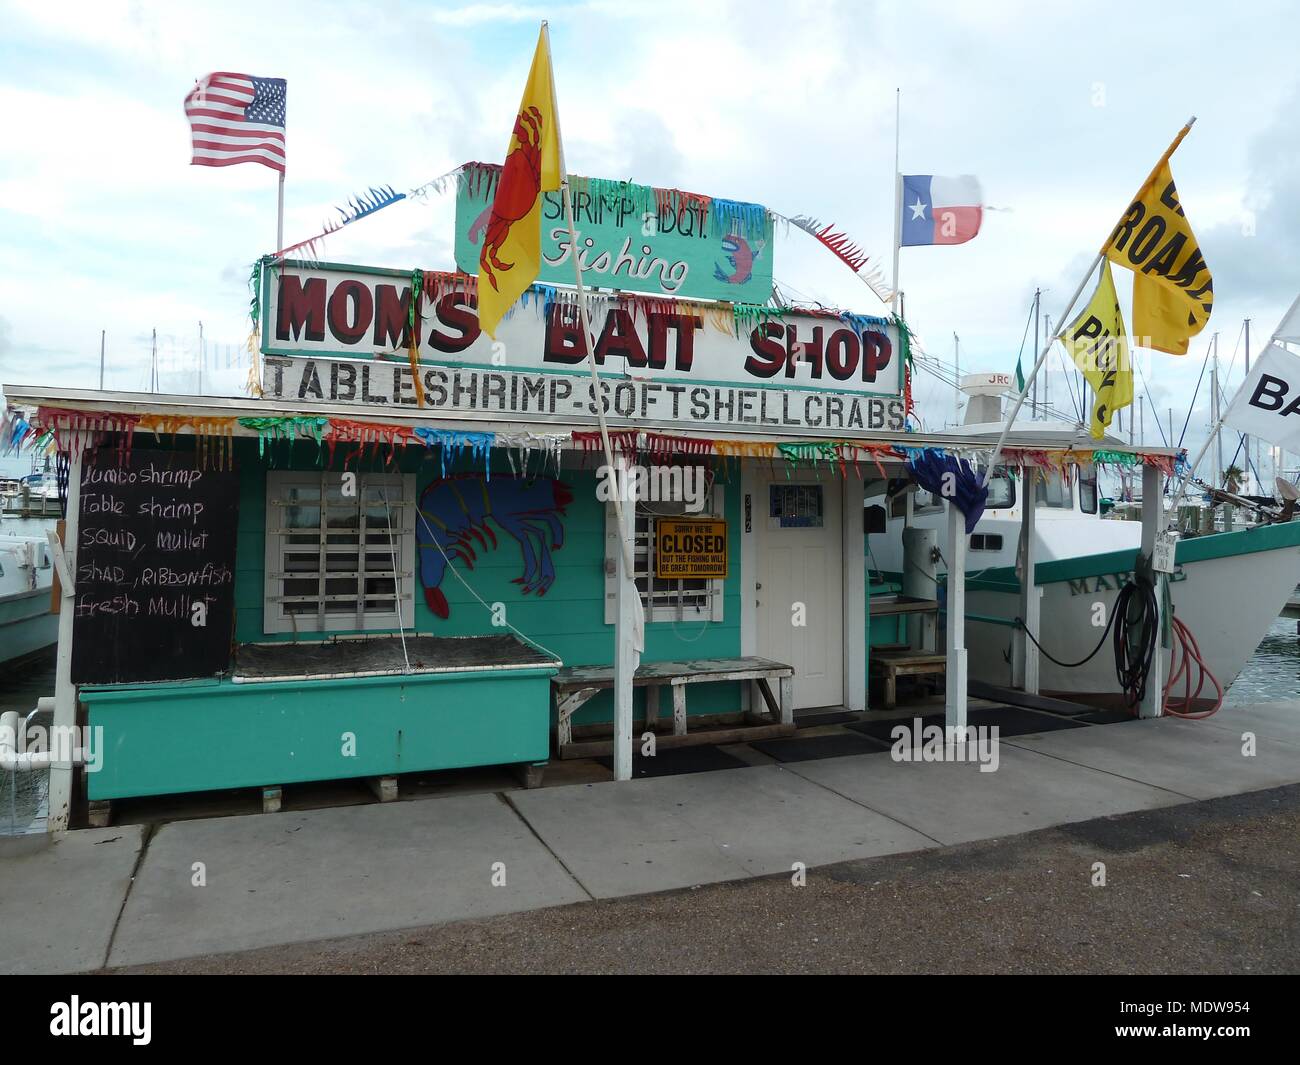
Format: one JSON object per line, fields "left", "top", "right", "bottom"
{"left": 755, "top": 475, "right": 844, "bottom": 709}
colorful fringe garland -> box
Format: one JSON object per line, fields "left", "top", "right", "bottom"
{"left": 237, "top": 415, "right": 328, "bottom": 460}
{"left": 324, "top": 419, "right": 412, "bottom": 467}
{"left": 1, "top": 407, "right": 43, "bottom": 455}
{"left": 572, "top": 429, "right": 640, "bottom": 456}
{"left": 5, "top": 404, "right": 1185, "bottom": 486}
{"left": 642, "top": 432, "right": 714, "bottom": 464}
{"left": 413, "top": 427, "right": 495, "bottom": 477}
{"left": 137, "top": 414, "right": 237, "bottom": 470}
{"left": 34, "top": 407, "right": 140, "bottom": 461}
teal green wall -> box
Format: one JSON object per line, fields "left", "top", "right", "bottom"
{"left": 81, "top": 668, "right": 554, "bottom": 800}
{"left": 229, "top": 437, "right": 742, "bottom": 724}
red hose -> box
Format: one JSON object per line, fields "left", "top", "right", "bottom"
{"left": 1162, "top": 613, "right": 1223, "bottom": 718}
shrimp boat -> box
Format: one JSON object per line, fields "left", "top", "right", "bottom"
{"left": 1, "top": 474, "right": 59, "bottom": 667}
{"left": 868, "top": 375, "right": 1300, "bottom": 704}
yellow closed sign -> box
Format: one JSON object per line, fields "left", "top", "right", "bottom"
{"left": 655, "top": 518, "right": 728, "bottom": 579}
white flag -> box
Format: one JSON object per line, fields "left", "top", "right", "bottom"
{"left": 1223, "top": 342, "right": 1300, "bottom": 450}
{"left": 1277, "top": 293, "right": 1300, "bottom": 345}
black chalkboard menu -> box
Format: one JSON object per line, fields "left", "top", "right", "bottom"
{"left": 72, "top": 448, "right": 239, "bottom": 684}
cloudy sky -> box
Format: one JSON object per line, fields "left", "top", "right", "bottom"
{"left": 2, "top": 0, "right": 1297, "bottom": 475}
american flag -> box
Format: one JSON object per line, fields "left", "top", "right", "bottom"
{"left": 185, "top": 72, "right": 287, "bottom": 173}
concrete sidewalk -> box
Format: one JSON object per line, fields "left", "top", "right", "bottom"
{"left": 3, "top": 700, "right": 1298, "bottom": 973}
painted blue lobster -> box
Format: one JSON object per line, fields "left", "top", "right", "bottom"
{"left": 417, "top": 475, "right": 573, "bottom": 619}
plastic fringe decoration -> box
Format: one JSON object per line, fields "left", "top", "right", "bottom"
{"left": 732, "top": 302, "right": 779, "bottom": 338}
{"left": 237, "top": 416, "right": 328, "bottom": 463}
{"left": 325, "top": 419, "right": 412, "bottom": 468}
{"left": 405, "top": 268, "right": 426, "bottom": 407}
{"left": 412, "top": 427, "right": 495, "bottom": 478}
{"left": 642, "top": 432, "right": 714, "bottom": 464}
{"left": 712, "top": 440, "right": 776, "bottom": 460}
{"left": 56, "top": 450, "right": 69, "bottom": 519}
{"left": 408, "top": 164, "right": 468, "bottom": 202}
{"left": 783, "top": 213, "right": 893, "bottom": 303}
{"left": 1, "top": 407, "right": 39, "bottom": 455}
{"left": 496, "top": 431, "right": 567, "bottom": 478}
{"left": 778, "top": 441, "right": 840, "bottom": 472}
{"left": 572, "top": 429, "right": 639, "bottom": 456}
{"left": 273, "top": 185, "right": 406, "bottom": 262}
{"left": 460, "top": 161, "right": 502, "bottom": 202}
{"left": 35, "top": 406, "right": 140, "bottom": 463}
{"left": 246, "top": 259, "right": 266, "bottom": 398}
{"left": 711, "top": 197, "right": 769, "bottom": 242}
{"left": 137, "top": 414, "right": 237, "bottom": 471}
{"left": 422, "top": 268, "right": 477, "bottom": 307}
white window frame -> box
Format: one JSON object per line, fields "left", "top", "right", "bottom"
{"left": 604, "top": 484, "right": 725, "bottom": 624}
{"left": 263, "top": 470, "right": 416, "bottom": 635}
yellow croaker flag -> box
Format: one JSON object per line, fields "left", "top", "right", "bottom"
{"left": 1060, "top": 260, "right": 1134, "bottom": 440}
{"left": 1101, "top": 125, "right": 1213, "bottom": 355}
{"left": 476, "top": 28, "right": 563, "bottom": 339}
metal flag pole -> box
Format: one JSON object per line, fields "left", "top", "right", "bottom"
{"left": 890, "top": 88, "right": 902, "bottom": 315}
{"left": 276, "top": 172, "right": 285, "bottom": 256}
{"left": 543, "top": 22, "right": 640, "bottom": 783}
{"left": 1165, "top": 312, "right": 1293, "bottom": 517}
{"left": 981, "top": 117, "right": 1198, "bottom": 488}
{"left": 543, "top": 22, "right": 633, "bottom": 577}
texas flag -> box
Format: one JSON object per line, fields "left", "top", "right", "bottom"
{"left": 900, "top": 175, "right": 983, "bottom": 246}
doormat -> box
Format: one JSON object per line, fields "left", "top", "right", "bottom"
{"left": 598, "top": 744, "right": 749, "bottom": 779}
{"left": 848, "top": 705, "right": 1087, "bottom": 743}
{"left": 794, "top": 709, "right": 859, "bottom": 729}
{"left": 1074, "top": 708, "right": 1140, "bottom": 725}
{"left": 749, "top": 731, "right": 887, "bottom": 763}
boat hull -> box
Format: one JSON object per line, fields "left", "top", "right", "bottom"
{"left": 0, "top": 586, "right": 58, "bottom": 666}
{"left": 963, "top": 522, "right": 1300, "bottom": 701}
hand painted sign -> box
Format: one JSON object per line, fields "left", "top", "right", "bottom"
{"left": 72, "top": 448, "right": 238, "bottom": 683}
{"left": 263, "top": 262, "right": 901, "bottom": 398}
{"left": 453, "top": 168, "right": 774, "bottom": 304}
{"left": 417, "top": 474, "right": 571, "bottom": 619}
{"left": 655, "top": 518, "right": 728, "bottom": 579}
{"left": 263, "top": 356, "right": 907, "bottom": 437}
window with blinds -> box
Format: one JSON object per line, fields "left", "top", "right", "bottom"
{"left": 604, "top": 484, "right": 724, "bottom": 624}
{"left": 263, "top": 471, "right": 415, "bottom": 634}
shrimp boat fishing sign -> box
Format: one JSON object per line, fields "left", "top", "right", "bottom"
{"left": 453, "top": 164, "right": 775, "bottom": 304}
{"left": 261, "top": 260, "right": 906, "bottom": 435}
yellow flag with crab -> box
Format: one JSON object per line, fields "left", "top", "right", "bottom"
{"left": 476, "top": 27, "right": 563, "bottom": 339}
{"left": 1059, "top": 260, "right": 1134, "bottom": 440}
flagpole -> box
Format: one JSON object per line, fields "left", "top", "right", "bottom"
{"left": 890, "top": 88, "right": 902, "bottom": 315}
{"left": 981, "top": 117, "right": 1198, "bottom": 487}
{"left": 1165, "top": 311, "right": 1293, "bottom": 517}
{"left": 276, "top": 172, "right": 285, "bottom": 254}
{"left": 542, "top": 22, "right": 634, "bottom": 576}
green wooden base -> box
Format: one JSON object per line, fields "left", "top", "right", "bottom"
{"left": 80, "top": 667, "right": 555, "bottom": 801}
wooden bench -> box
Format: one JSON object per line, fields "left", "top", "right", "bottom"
{"left": 870, "top": 649, "right": 947, "bottom": 709}
{"left": 553, "top": 656, "right": 795, "bottom": 759}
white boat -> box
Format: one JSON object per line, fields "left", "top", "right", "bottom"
{"left": 867, "top": 376, "right": 1300, "bottom": 707}
{"left": 0, "top": 508, "right": 58, "bottom": 667}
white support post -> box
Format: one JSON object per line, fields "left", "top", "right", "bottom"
{"left": 1014, "top": 467, "right": 1040, "bottom": 694}
{"left": 612, "top": 454, "right": 638, "bottom": 780}
{"left": 1139, "top": 463, "right": 1166, "bottom": 719}
{"left": 944, "top": 501, "right": 968, "bottom": 730}
{"left": 48, "top": 446, "right": 83, "bottom": 835}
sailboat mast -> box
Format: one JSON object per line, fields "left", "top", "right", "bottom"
{"left": 1211, "top": 333, "right": 1222, "bottom": 487}
{"left": 1243, "top": 318, "right": 1252, "bottom": 488}
{"left": 1043, "top": 313, "right": 1051, "bottom": 414}
{"left": 953, "top": 332, "right": 960, "bottom": 426}
{"left": 1031, "top": 288, "right": 1040, "bottom": 418}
